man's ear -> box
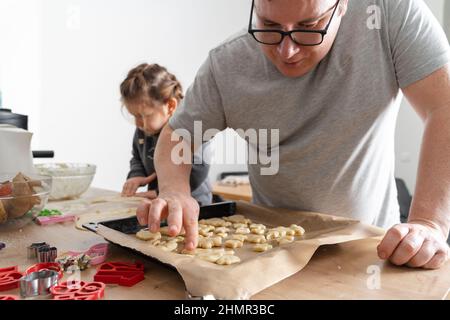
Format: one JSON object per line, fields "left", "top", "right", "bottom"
{"left": 167, "top": 98, "right": 178, "bottom": 116}
{"left": 339, "top": 0, "right": 349, "bottom": 17}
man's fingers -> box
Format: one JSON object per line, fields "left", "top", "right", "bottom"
{"left": 148, "top": 198, "right": 167, "bottom": 233}
{"left": 389, "top": 231, "right": 425, "bottom": 266}
{"left": 423, "top": 250, "right": 448, "bottom": 270}
{"left": 183, "top": 209, "right": 200, "bottom": 251}
{"left": 166, "top": 200, "right": 183, "bottom": 237}
{"left": 136, "top": 199, "right": 151, "bottom": 226}
{"left": 407, "top": 240, "right": 436, "bottom": 268}
{"left": 377, "top": 224, "right": 410, "bottom": 260}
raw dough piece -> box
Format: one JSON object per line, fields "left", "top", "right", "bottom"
{"left": 230, "top": 234, "right": 247, "bottom": 242}
{"left": 233, "top": 223, "right": 248, "bottom": 229}
{"left": 250, "top": 223, "right": 266, "bottom": 230}
{"left": 215, "top": 255, "right": 241, "bottom": 265}
{"left": 181, "top": 248, "right": 235, "bottom": 256}
{"left": 225, "top": 239, "right": 244, "bottom": 249}
{"left": 210, "top": 236, "right": 222, "bottom": 247}
{"left": 253, "top": 243, "right": 273, "bottom": 252}
{"left": 250, "top": 228, "right": 265, "bottom": 235}
{"left": 235, "top": 227, "right": 250, "bottom": 235}
{"left": 197, "top": 253, "right": 223, "bottom": 263}
{"left": 266, "top": 230, "right": 282, "bottom": 241}
{"left": 199, "top": 218, "right": 230, "bottom": 227}
{"left": 199, "top": 229, "right": 214, "bottom": 237}
{"left": 158, "top": 241, "right": 178, "bottom": 252}
{"left": 197, "top": 238, "right": 214, "bottom": 249}
{"left": 223, "top": 215, "right": 251, "bottom": 224}
{"left": 216, "top": 232, "right": 228, "bottom": 238}
{"left": 199, "top": 225, "right": 215, "bottom": 232}
{"left": 214, "top": 227, "right": 230, "bottom": 234}
{"left": 136, "top": 229, "right": 161, "bottom": 241}
{"left": 246, "top": 234, "right": 266, "bottom": 244}
{"left": 277, "top": 236, "right": 295, "bottom": 245}
{"left": 290, "top": 224, "right": 306, "bottom": 236}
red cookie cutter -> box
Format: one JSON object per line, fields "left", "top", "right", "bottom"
{"left": 0, "top": 295, "right": 19, "bottom": 300}
{"left": 51, "top": 280, "right": 105, "bottom": 300}
{"left": 94, "top": 261, "right": 144, "bottom": 287}
{"left": 0, "top": 266, "right": 23, "bottom": 292}
{"left": 25, "top": 263, "right": 63, "bottom": 280}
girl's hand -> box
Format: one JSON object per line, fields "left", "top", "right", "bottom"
{"left": 122, "top": 173, "right": 157, "bottom": 197}
{"left": 135, "top": 190, "right": 158, "bottom": 199}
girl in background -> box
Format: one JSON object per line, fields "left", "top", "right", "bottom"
{"left": 120, "top": 63, "right": 212, "bottom": 205}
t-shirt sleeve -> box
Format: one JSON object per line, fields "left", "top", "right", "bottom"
{"left": 386, "top": 0, "right": 450, "bottom": 88}
{"left": 169, "top": 53, "right": 227, "bottom": 140}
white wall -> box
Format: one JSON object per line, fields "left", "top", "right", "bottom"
{"left": 0, "top": 0, "right": 42, "bottom": 146}
{"left": 35, "top": 0, "right": 251, "bottom": 191}
{"left": 394, "top": 0, "right": 447, "bottom": 194}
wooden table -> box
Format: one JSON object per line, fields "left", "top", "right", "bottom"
{"left": 213, "top": 183, "right": 253, "bottom": 202}
{"left": 1, "top": 188, "right": 449, "bottom": 300}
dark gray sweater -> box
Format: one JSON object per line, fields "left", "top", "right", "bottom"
{"left": 127, "top": 129, "right": 212, "bottom": 205}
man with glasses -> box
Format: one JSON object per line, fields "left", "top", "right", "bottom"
{"left": 138, "top": 0, "right": 450, "bottom": 270}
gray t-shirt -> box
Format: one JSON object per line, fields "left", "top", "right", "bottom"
{"left": 169, "top": 0, "right": 450, "bottom": 228}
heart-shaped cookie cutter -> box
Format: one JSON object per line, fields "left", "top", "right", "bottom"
{"left": 51, "top": 280, "right": 105, "bottom": 300}
{"left": 19, "top": 270, "right": 59, "bottom": 299}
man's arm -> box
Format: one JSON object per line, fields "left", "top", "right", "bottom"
{"left": 135, "top": 124, "right": 200, "bottom": 250}
{"left": 377, "top": 64, "right": 450, "bottom": 269}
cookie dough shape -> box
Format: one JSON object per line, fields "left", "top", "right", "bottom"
{"left": 216, "top": 255, "right": 241, "bottom": 265}
{"left": 290, "top": 224, "right": 306, "bottom": 236}
{"left": 246, "top": 234, "right": 267, "bottom": 244}
{"left": 199, "top": 218, "right": 231, "bottom": 227}
{"left": 277, "top": 236, "right": 295, "bottom": 245}
{"left": 253, "top": 243, "right": 273, "bottom": 252}
{"left": 198, "top": 238, "right": 214, "bottom": 249}
{"left": 230, "top": 234, "right": 247, "bottom": 242}
{"left": 225, "top": 239, "right": 244, "bottom": 249}
{"left": 197, "top": 253, "right": 223, "bottom": 263}
{"left": 136, "top": 229, "right": 161, "bottom": 241}
{"left": 235, "top": 227, "right": 251, "bottom": 235}
{"left": 158, "top": 240, "right": 178, "bottom": 252}
{"left": 223, "top": 215, "right": 251, "bottom": 224}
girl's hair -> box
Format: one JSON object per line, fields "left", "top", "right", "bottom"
{"left": 120, "top": 63, "right": 184, "bottom": 105}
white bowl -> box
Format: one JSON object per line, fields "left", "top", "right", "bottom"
{"left": 34, "top": 163, "right": 96, "bottom": 201}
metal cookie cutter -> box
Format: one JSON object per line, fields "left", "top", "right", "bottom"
{"left": 19, "top": 270, "right": 59, "bottom": 299}
{"left": 27, "top": 242, "right": 49, "bottom": 260}
{"left": 38, "top": 246, "right": 57, "bottom": 263}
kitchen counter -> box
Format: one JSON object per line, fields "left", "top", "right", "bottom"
{"left": 1, "top": 188, "right": 449, "bottom": 300}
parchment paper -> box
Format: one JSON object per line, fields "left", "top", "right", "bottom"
{"left": 93, "top": 201, "right": 384, "bottom": 299}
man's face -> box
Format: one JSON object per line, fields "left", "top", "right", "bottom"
{"left": 254, "top": 0, "right": 347, "bottom": 78}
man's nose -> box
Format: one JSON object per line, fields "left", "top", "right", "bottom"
{"left": 277, "top": 36, "right": 300, "bottom": 60}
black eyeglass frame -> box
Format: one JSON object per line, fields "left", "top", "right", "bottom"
{"left": 248, "top": 0, "right": 341, "bottom": 46}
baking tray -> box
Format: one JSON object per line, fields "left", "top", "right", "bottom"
{"left": 83, "top": 201, "right": 236, "bottom": 234}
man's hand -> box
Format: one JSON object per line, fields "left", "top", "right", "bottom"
{"left": 377, "top": 221, "right": 449, "bottom": 269}
{"left": 122, "top": 173, "right": 157, "bottom": 197}
{"left": 136, "top": 191, "right": 200, "bottom": 250}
